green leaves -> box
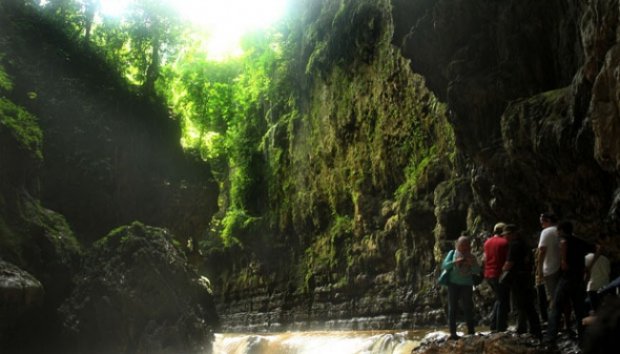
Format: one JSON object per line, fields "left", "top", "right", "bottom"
{"left": 0, "top": 97, "right": 43, "bottom": 160}
{"left": 28, "top": 0, "right": 285, "bottom": 248}
{"left": 0, "top": 59, "right": 13, "bottom": 92}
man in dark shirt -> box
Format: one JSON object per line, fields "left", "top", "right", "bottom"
{"left": 502, "top": 224, "right": 542, "bottom": 339}
{"left": 544, "top": 221, "right": 593, "bottom": 343}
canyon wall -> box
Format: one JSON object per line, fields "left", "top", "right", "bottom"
{"left": 211, "top": 0, "right": 620, "bottom": 331}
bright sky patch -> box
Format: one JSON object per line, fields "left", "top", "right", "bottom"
{"left": 99, "top": 0, "right": 289, "bottom": 60}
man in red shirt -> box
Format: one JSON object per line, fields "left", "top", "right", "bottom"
{"left": 484, "top": 222, "right": 510, "bottom": 331}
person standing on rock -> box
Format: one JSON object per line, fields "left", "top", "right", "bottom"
{"left": 536, "top": 213, "right": 560, "bottom": 317}
{"left": 502, "top": 224, "right": 542, "bottom": 339}
{"left": 544, "top": 221, "right": 592, "bottom": 344}
{"left": 441, "top": 235, "right": 481, "bottom": 340}
{"left": 584, "top": 234, "right": 611, "bottom": 313}
{"left": 483, "top": 222, "right": 510, "bottom": 332}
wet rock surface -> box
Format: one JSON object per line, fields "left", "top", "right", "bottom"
{"left": 0, "top": 260, "right": 44, "bottom": 343}
{"left": 415, "top": 331, "right": 582, "bottom": 354}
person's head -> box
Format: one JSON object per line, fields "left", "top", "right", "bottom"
{"left": 493, "top": 222, "right": 507, "bottom": 235}
{"left": 595, "top": 233, "right": 609, "bottom": 252}
{"left": 502, "top": 224, "right": 518, "bottom": 240}
{"left": 557, "top": 220, "right": 573, "bottom": 237}
{"left": 539, "top": 212, "right": 558, "bottom": 228}
{"left": 456, "top": 235, "right": 471, "bottom": 253}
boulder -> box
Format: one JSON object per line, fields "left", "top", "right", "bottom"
{"left": 59, "top": 222, "right": 219, "bottom": 354}
{"left": 0, "top": 260, "right": 44, "bottom": 344}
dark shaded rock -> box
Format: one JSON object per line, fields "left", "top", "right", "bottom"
{"left": 0, "top": 260, "right": 44, "bottom": 345}
{"left": 0, "top": 260, "right": 43, "bottom": 309}
{"left": 396, "top": 0, "right": 581, "bottom": 154}
{"left": 415, "top": 332, "right": 560, "bottom": 354}
{"left": 1, "top": 42, "right": 82, "bottom": 353}
{"left": 59, "top": 222, "right": 218, "bottom": 354}
{"left": 391, "top": 0, "right": 620, "bottom": 241}
{"left": 11, "top": 192, "right": 82, "bottom": 306}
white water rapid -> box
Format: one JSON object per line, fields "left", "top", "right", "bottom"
{"left": 213, "top": 330, "right": 420, "bottom": 354}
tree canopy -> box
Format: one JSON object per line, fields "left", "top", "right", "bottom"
{"left": 27, "top": 0, "right": 288, "bottom": 248}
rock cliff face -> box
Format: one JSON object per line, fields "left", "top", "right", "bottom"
{"left": 394, "top": 0, "right": 616, "bottom": 235}
{"left": 212, "top": 0, "right": 620, "bottom": 331}
{"left": 214, "top": 0, "right": 460, "bottom": 330}
{"left": 0, "top": 3, "right": 218, "bottom": 246}
{"left": 2, "top": 0, "right": 620, "bottom": 341}
{"left": 0, "top": 3, "right": 219, "bottom": 352}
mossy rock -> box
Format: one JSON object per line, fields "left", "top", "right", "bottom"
{"left": 60, "top": 222, "right": 218, "bottom": 354}
{"left": 0, "top": 97, "right": 42, "bottom": 161}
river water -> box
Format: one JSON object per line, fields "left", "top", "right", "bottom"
{"left": 213, "top": 330, "right": 426, "bottom": 354}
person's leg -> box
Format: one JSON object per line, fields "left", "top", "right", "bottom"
{"left": 544, "top": 271, "right": 560, "bottom": 323}
{"left": 546, "top": 277, "right": 568, "bottom": 341}
{"left": 448, "top": 284, "right": 459, "bottom": 337}
{"left": 544, "top": 271, "right": 560, "bottom": 303}
{"left": 487, "top": 278, "right": 500, "bottom": 331}
{"left": 461, "top": 285, "right": 476, "bottom": 335}
{"left": 497, "top": 281, "right": 510, "bottom": 331}
{"left": 523, "top": 284, "right": 542, "bottom": 338}
{"left": 563, "top": 301, "right": 573, "bottom": 334}
{"left": 512, "top": 281, "right": 528, "bottom": 334}
{"left": 537, "top": 283, "right": 548, "bottom": 322}
{"left": 570, "top": 281, "right": 587, "bottom": 339}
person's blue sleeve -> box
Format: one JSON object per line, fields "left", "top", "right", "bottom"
{"left": 441, "top": 250, "right": 455, "bottom": 271}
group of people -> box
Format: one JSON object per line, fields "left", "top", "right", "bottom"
{"left": 440, "top": 212, "right": 615, "bottom": 345}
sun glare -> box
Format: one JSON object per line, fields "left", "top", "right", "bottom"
{"left": 99, "top": 0, "right": 128, "bottom": 16}
{"left": 98, "top": 0, "right": 289, "bottom": 60}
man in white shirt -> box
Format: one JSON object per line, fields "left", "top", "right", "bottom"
{"left": 536, "top": 213, "right": 560, "bottom": 309}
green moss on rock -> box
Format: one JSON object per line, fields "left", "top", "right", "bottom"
{"left": 0, "top": 98, "right": 42, "bottom": 160}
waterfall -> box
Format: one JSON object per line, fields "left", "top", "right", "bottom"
{"left": 213, "top": 331, "right": 420, "bottom": 354}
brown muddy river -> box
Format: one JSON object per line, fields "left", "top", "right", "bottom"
{"left": 213, "top": 329, "right": 432, "bottom": 354}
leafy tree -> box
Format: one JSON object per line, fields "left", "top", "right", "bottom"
{"left": 90, "top": 15, "right": 130, "bottom": 68}
{"left": 41, "top": 0, "right": 83, "bottom": 37}
{"left": 30, "top": 0, "right": 286, "bottom": 249}
{"left": 123, "top": 0, "right": 182, "bottom": 94}
{"left": 81, "top": 0, "right": 100, "bottom": 44}
{"left": 161, "top": 35, "right": 242, "bottom": 179}
{"left": 159, "top": 28, "right": 283, "bottom": 246}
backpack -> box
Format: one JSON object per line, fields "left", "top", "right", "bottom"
{"left": 438, "top": 250, "right": 455, "bottom": 286}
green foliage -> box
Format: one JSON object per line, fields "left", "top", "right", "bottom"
{"left": 163, "top": 50, "right": 242, "bottom": 157}
{"left": 23, "top": 195, "right": 82, "bottom": 258}
{"left": 40, "top": 0, "right": 84, "bottom": 38}
{"left": 38, "top": 0, "right": 184, "bottom": 93}
{"left": 20, "top": 0, "right": 284, "bottom": 251}
{"left": 220, "top": 209, "right": 257, "bottom": 247}
{"left": 161, "top": 28, "right": 281, "bottom": 247}
{"left": 0, "top": 60, "right": 13, "bottom": 92}
{"left": 123, "top": 0, "right": 183, "bottom": 91}
{"left": 302, "top": 214, "right": 353, "bottom": 285}
{"left": 0, "top": 192, "right": 82, "bottom": 270}
{"left": 18, "top": 1, "right": 455, "bottom": 287}
{"left": 394, "top": 97, "right": 455, "bottom": 204}
{"left": 0, "top": 97, "right": 43, "bottom": 160}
